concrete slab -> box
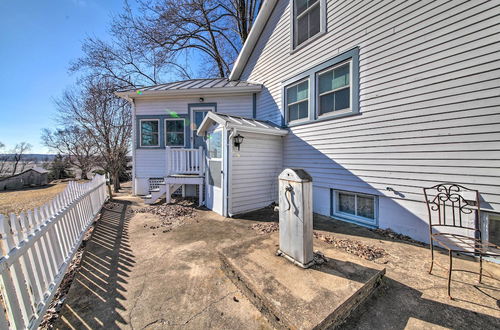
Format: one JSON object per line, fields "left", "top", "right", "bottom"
{"left": 219, "top": 233, "right": 386, "bottom": 329}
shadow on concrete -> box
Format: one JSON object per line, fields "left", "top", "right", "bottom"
{"left": 58, "top": 199, "right": 135, "bottom": 329}
{"left": 313, "top": 256, "right": 382, "bottom": 284}
{"left": 343, "top": 277, "right": 500, "bottom": 330}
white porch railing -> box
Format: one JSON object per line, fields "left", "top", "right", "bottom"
{"left": 166, "top": 147, "right": 205, "bottom": 176}
{"left": 0, "top": 175, "right": 108, "bottom": 329}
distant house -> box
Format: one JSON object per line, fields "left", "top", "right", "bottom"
{"left": 117, "top": 0, "right": 500, "bottom": 244}
{"left": 0, "top": 167, "right": 49, "bottom": 190}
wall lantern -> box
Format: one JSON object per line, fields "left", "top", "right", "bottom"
{"left": 199, "top": 97, "right": 205, "bottom": 103}
{"left": 234, "top": 134, "right": 244, "bottom": 151}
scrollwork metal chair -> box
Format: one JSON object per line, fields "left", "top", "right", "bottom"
{"left": 423, "top": 183, "right": 500, "bottom": 299}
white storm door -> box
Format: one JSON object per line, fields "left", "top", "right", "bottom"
{"left": 206, "top": 129, "right": 223, "bottom": 215}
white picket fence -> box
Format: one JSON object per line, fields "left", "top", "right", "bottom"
{"left": 0, "top": 174, "right": 108, "bottom": 329}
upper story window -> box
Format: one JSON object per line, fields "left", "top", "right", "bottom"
{"left": 294, "top": 0, "right": 323, "bottom": 47}
{"left": 282, "top": 48, "right": 359, "bottom": 126}
{"left": 286, "top": 79, "right": 309, "bottom": 122}
{"left": 165, "top": 118, "right": 185, "bottom": 147}
{"left": 317, "top": 61, "right": 351, "bottom": 116}
{"left": 140, "top": 119, "right": 159, "bottom": 147}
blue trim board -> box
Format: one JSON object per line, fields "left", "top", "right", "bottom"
{"left": 136, "top": 114, "right": 189, "bottom": 149}
{"left": 136, "top": 102, "right": 217, "bottom": 149}
{"left": 281, "top": 47, "right": 360, "bottom": 127}
{"left": 252, "top": 93, "right": 257, "bottom": 119}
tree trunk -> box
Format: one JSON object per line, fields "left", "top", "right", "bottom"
{"left": 113, "top": 170, "right": 121, "bottom": 192}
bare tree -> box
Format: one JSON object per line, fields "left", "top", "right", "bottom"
{"left": 11, "top": 142, "right": 32, "bottom": 175}
{"left": 41, "top": 126, "right": 99, "bottom": 179}
{"left": 55, "top": 78, "right": 132, "bottom": 192}
{"left": 0, "top": 142, "right": 10, "bottom": 176}
{"left": 71, "top": 0, "right": 262, "bottom": 87}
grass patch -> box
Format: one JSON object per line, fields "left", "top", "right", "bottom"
{"left": 0, "top": 183, "right": 68, "bottom": 215}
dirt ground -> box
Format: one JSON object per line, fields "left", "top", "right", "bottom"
{"left": 0, "top": 182, "right": 68, "bottom": 215}
{"left": 53, "top": 187, "right": 499, "bottom": 329}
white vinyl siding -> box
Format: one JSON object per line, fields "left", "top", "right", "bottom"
{"left": 231, "top": 133, "right": 283, "bottom": 215}
{"left": 133, "top": 94, "right": 254, "bottom": 182}
{"left": 240, "top": 0, "right": 500, "bottom": 238}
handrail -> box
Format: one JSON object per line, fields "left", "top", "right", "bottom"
{"left": 166, "top": 147, "right": 204, "bottom": 176}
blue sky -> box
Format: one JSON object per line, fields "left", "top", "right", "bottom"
{"left": 0, "top": 0, "right": 124, "bottom": 154}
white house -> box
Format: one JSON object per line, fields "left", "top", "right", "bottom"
{"left": 117, "top": 0, "right": 500, "bottom": 244}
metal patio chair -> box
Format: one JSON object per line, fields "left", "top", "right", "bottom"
{"left": 423, "top": 183, "right": 500, "bottom": 299}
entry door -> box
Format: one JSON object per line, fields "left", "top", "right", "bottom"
{"left": 191, "top": 107, "right": 213, "bottom": 149}
{"left": 205, "top": 129, "right": 223, "bottom": 215}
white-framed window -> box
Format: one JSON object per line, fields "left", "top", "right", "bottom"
{"left": 293, "top": 0, "right": 323, "bottom": 48}
{"left": 165, "top": 118, "right": 185, "bottom": 147}
{"left": 317, "top": 60, "right": 352, "bottom": 117}
{"left": 332, "top": 190, "right": 378, "bottom": 226}
{"left": 286, "top": 79, "right": 309, "bottom": 123}
{"left": 140, "top": 119, "right": 159, "bottom": 147}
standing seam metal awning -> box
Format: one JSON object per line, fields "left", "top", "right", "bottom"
{"left": 197, "top": 112, "right": 288, "bottom": 136}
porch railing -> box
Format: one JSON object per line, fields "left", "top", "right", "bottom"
{"left": 166, "top": 147, "right": 205, "bottom": 176}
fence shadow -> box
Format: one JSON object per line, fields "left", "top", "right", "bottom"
{"left": 57, "top": 199, "right": 134, "bottom": 329}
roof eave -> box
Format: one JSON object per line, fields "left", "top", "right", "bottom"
{"left": 115, "top": 85, "right": 262, "bottom": 99}
{"left": 229, "top": 0, "right": 278, "bottom": 81}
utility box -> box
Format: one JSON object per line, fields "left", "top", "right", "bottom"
{"left": 277, "top": 168, "right": 314, "bottom": 268}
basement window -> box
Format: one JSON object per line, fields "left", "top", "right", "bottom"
{"left": 140, "top": 119, "right": 159, "bottom": 147}
{"left": 332, "top": 190, "right": 378, "bottom": 227}
{"left": 165, "top": 118, "right": 185, "bottom": 147}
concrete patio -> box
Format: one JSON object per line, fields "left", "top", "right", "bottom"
{"left": 55, "top": 194, "right": 500, "bottom": 329}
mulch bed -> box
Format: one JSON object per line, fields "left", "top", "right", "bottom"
{"left": 132, "top": 198, "right": 199, "bottom": 234}
{"left": 370, "top": 228, "right": 426, "bottom": 246}
{"left": 249, "top": 222, "right": 387, "bottom": 261}
{"left": 39, "top": 217, "right": 97, "bottom": 329}
{"left": 313, "top": 232, "right": 387, "bottom": 261}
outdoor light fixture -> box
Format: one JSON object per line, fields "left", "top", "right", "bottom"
{"left": 234, "top": 134, "right": 244, "bottom": 150}
{"left": 199, "top": 97, "right": 204, "bottom": 102}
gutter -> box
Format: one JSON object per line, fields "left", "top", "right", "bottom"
{"left": 226, "top": 128, "right": 236, "bottom": 217}
{"left": 115, "top": 85, "right": 262, "bottom": 99}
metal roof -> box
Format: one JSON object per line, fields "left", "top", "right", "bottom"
{"left": 197, "top": 112, "right": 288, "bottom": 136}
{"left": 116, "top": 78, "right": 262, "bottom": 98}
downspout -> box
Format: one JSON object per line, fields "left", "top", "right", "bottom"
{"left": 125, "top": 96, "right": 137, "bottom": 195}
{"left": 226, "top": 128, "right": 236, "bottom": 217}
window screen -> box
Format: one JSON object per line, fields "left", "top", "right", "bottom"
{"left": 140, "top": 120, "right": 159, "bottom": 146}
{"left": 318, "top": 62, "right": 351, "bottom": 115}
{"left": 165, "top": 119, "right": 185, "bottom": 146}
{"left": 208, "top": 160, "right": 222, "bottom": 188}
{"left": 286, "top": 80, "right": 309, "bottom": 122}
{"left": 294, "top": 0, "right": 321, "bottom": 46}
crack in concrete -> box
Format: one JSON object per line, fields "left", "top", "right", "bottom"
{"left": 141, "top": 290, "right": 238, "bottom": 329}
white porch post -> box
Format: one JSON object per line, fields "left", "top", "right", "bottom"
{"left": 165, "top": 146, "right": 171, "bottom": 177}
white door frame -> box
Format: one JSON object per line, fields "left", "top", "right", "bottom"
{"left": 191, "top": 106, "right": 215, "bottom": 147}
{"left": 206, "top": 127, "right": 224, "bottom": 215}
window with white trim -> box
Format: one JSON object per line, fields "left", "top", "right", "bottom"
{"left": 333, "top": 190, "right": 378, "bottom": 226}
{"left": 140, "top": 120, "right": 159, "bottom": 147}
{"left": 286, "top": 79, "right": 309, "bottom": 122}
{"left": 317, "top": 61, "right": 351, "bottom": 116}
{"left": 294, "top": 0, "right": 322, "bottom": 47}
{"left": 165, "top": 118, "right": 185, "bottom": 147}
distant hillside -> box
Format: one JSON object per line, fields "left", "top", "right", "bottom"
{"left": 0, "top": 154, "right": 57, "bottom": 161}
